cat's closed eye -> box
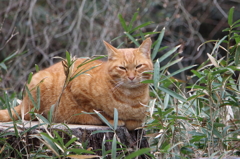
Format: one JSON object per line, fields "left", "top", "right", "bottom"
{"left": 119, "top": 66, "right": 126, "bottom": 70}
{"left": 136, "top": 64, "right": 142, "bottom": 69}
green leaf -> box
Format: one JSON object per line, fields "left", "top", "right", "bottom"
{"left": 65, "top": 137, "right": 78, "bottom": 148}
{"left": 111, "top": 134, "right": 117, "bottom": 159}
{"left": 25, "top": 86, "right": 37, "bottom": 108}
{"left": 235, "top": 45, "right": 240, "bottom": 65}
{"left": 102, "top": 135, "right": 106, "bottom": 157}
{"left": 158, "top": 45, "right": 181, "bottom": 63}
{"left": 67, "top": 148, "right": 95, "bottom": 154}
{"left": 228, "top": 7, "right": 234, "bottom": 26}
{"left": 128, "top": 10, "right": 139, "bottom": 31}
{"left": 35, "top": 64, "right": 39, "bottom": 72}
{"left": 36, "top": 86, "right": 41, "bottom": 111}
{"left": 152, "top": 27, "right": 165, "bottom": 60}
{"left": 125, "top": 148, "right": 151, "bottom": 159}
{"left": 124, "top": 32, "right": 140, "bottom": 46}
{"left": 27, "top": 72, "right": 33, "bottom": 84}
{"left": 153, "top": 59, "right": 160, "bottom": 88}
{"left": 131, "top": 21, "right": 153, "bottom": 33}
{"left": 94, "top": 110, "right": 113, "bottom": 129}
{"left": 118, "top": 14, "right": 128, "bottom": 31}
{"left": 40, "top": 133, "right": 60, "bottom": 156}
{"left": 65, "top": 51, "right": 71, "bottom": 65}
{"left": 160, "top": 64, "right": 196, "bottom": 82}
{"left": 0, "top": 62, "right": 7, "bottom": 70}
{"left": 113, "top": 108, "right": 118, "bottom": 131}
{"left": 48, "top": 104, "right": 55, "bottom": 123}
{"left": 35, "top": 113, "right": 50, "bottom": 125}
{"left": 158, "top": 86, "right": 186, "bottom": 102}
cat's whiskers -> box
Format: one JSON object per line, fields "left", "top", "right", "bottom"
{"left": 111, "top": 81, "right": 124, "bottom": 92}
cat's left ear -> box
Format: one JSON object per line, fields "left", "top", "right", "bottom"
{"left": 103, "top": 41, "right": 118, "bottom": 60}
{"left": 138, "top": 38, "right": 152, "bottom": 59}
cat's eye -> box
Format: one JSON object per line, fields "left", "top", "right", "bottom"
{"left": 119, "top": 66, "right": 126, "bottom": 70}
{"left": 136, "top": 64, "right": 142, "bottom": 69}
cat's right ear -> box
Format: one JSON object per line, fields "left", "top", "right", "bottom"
{"left": 103, "top": 41, "right": 118, "bottom": 60}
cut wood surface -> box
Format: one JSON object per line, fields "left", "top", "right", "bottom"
{"left": 0, "top": 121, "right": 150, "bottom": 158}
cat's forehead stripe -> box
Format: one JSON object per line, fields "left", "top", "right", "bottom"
{"left": 122, "top": 49, "right": 135, "bottom": 62}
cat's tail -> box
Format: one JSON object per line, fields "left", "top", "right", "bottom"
{"left": 0, "top": 105, "right": 22, "bottom": 122}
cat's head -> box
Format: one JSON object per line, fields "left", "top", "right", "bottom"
{"left": 104, "top": 38, "right": 153, "bottom": 88}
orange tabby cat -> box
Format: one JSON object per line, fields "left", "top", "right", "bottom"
{"left": 0, "top": 38, "right": 153, "bottom": 130}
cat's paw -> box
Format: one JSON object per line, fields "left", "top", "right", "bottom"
{"left": 108, "top": 119, "right": 125, "bottom": 127}
{"left": 125, "top": 120, "right": 142, "bottom": 131}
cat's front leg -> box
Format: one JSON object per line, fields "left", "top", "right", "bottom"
{"left": 125, "top": 120, "right": 143, "bottom": 131}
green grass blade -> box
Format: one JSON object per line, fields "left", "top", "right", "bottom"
{"left": 35, "top": 64, "right": 39, "bottom": 72}
{"left": 111, "top": 134, "right": 117, "bottom": 159}
{"left": 153, "top": 59, "right": 160, "bottom": 88}
{"left": 160, "top": 64, "right": 197, "bottom": 82}
{"left": 36, "top": 86, "right": 40, "bottom": 111}
{"left": 152, "top": 27, "right": 165, "bottom": 60}
{"left": 25, "top": 86, "right": 37, "bottom": 108}
{"left": 113, "top": 108, "right": 118, "bottom": 131}
{"left": 235, "top": 45, "right": 240, "bottom": 65}
{"left": 128, "top": 10, "right": 139, "bottom": 31}
{"left": 124, "top": 32, "right": 140, "bottom": 46}
{"left": 102, "top": 135, "right": 106, "bottom": 157}
{"left": 27, "top": 72, "right": 33, "bottom": 84}
{"left": 158, "top": 45, "right": 181, "bottom": 63}
{"left": 125, "top": 148, "right": 151, "bottom": 159}
{"left": 158, "top": 86, "right": 186, "bottom": 102}
{"left": 159, "top": 56, "right": 182, "bottom": 72}
{"left": 65, "top": 51, "right": 71, "bottom": 65}
{"left": 228, "top": 7, "right": 234, "bottom": 26}
{"left": 118, "top": 14, "right": 128, "bottom": 31}
{"left": 131, "top": 21, "right": 153, "bottom": 33}
{"left": 94, "top": 110, "right": 113, "bottom": 129}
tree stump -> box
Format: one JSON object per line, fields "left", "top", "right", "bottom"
{"left": 0, "top": 121, "right": 149, "bottom": 158}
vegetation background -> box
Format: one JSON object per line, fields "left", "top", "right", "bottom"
{"left": 0, "top": 0, "right": 239, "bottom": 94}
{"left": 1, "top": 0, "right": 240, "bottom": 158}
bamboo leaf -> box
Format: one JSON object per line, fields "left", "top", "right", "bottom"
{"left": 125, "top": 148, "right": 151, "bottom": 159}
{"left": 111, "top": 134, "right": 117, "bottom": 159}
{"left": 118, "top": 14, "right": 128, "bottom": 31}
{"left": 131, "top": 21, "right": 153, "bottom": 33}
{"left": 128, "top": 10, "right": 139, "bottom": 31}
{"left": 152, "top": 27, "right": 165, "bottom": 60}
{"left": 65, "top": 51, "right": 71, "bottom": 65}
{"left": 160, "top": 64, "right": 196, "bottom": 82}
{"left": 94, "top": 110, "right": 113, "bottom": 129}
{"left": 35, "top": 64, "right": 39, "bottom": 72}
{"left": 228, "top": 7, "right": 234, "bottom": 26}
{"left": 153, "top": 59, "right": 160, "bottom": 88}
{"left": 158, "top": 86, "right": 186, "bottom": 102}
{"left": 113, "top": 108, "right": 118, "bottom": 131}
{"left": 27, "top": 72, "right": 33, "bottom": 84}
{"left": 25, "top": 86, "right": 37, "bottom": 108}
{"left": 124, "top": 32, "right": 140, "bottom": 46}
{"left": 235, "top": 45, "right": 240, "bottom": 65}
{"left": 207, "top": 53, "right": 219, "bottom": 67}
{"left": 36, "top": 86, "right": 40, "bottom": 111}
{"left": 158, "top": 45, "right": 181, "bottom": 63}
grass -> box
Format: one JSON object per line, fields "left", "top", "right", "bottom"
{"left": 1, "top": 7, "right": 240, "bottom": 159}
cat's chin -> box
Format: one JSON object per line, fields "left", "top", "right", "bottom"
{"left": 122, "top": 81, "right": 144, "bottom": 88}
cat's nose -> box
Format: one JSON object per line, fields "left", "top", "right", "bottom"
{"left": 128, "top": 76, "right": 135, "bottom": 81}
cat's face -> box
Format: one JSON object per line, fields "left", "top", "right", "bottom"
{"left": 104, "top": 38, "right": 153, "bottom": 88}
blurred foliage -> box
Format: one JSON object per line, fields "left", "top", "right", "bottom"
{"left": 1, "top": 0, "right": 240, "bottom": 94}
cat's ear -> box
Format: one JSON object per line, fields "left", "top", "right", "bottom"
{"left": 103, "top": 41, "right": 118, "bottom": 60}
{"left": 138, "top": 38, "right": 152, "bottom": 59}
